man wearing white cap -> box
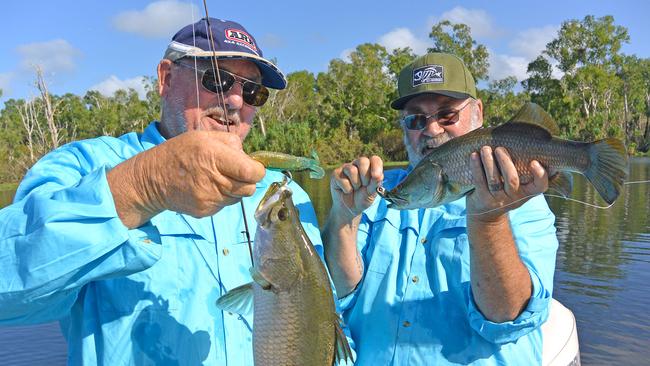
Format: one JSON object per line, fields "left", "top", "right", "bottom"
{"left": 0, "top": 18, "right": 347, "bottom": 365}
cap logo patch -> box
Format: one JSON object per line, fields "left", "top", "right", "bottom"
{"left": 413, "top": 65, "right": 444, "bottom": 86}
{"left": 225, "top": 28, "right": 258, "bottom": 53}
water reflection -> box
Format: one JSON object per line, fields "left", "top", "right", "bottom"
{"left": 294, "top": 157, "right": 650, "bottom": 365}
{"left": 0, "top": 158, "right": 648, "bottom": 365}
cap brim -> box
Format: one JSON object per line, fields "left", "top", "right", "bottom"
{"left": 390, "top": 90, "right": 473, "bottom": 110}
{"left": 165, "top": 43, "right": 287, "bottom": 89}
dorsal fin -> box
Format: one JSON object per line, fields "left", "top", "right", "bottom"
{"left": 505, "top": 102, "right": 560, "bottom": 135}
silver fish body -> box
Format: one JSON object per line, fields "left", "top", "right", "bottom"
{"left": 216, "top": 181, "right": 352, "bottom": 366}
{"left": 379, "top": 103, "right": 628, "bottom": 209}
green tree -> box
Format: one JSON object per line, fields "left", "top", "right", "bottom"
{"left": 428, "top": 20, "right": 490, "bottom": 81}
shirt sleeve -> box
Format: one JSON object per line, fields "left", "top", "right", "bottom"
{"left": 0, "top": 143, "right": 162, "bottom": 325}
{"left": 467, "top": 194, "right": 558, "bottom": 344}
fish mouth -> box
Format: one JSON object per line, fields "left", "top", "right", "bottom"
{"left": 377, "top": 186, "right": 408, "bottom": 209}
{"left": 255, "top": 181, "right": 293, "bottom": 224}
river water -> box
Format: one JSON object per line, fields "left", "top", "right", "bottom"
{"left": 0, "top": 158, "right": 648, "bottom": 365}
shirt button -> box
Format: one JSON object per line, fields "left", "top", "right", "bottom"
{"left": 142, "top": 238, "right": 152, "bottom": 244}
{"left": 222, "top": 248, "right": 230, "bottom": 256}
{"left": 420, "top": 238, "right": 427, "bottom": 244}
{"left": 403, "top": 321, "right": 411, "bottom": 327}
{"left": 412, "top": 276, "right": 419, "bottom": 283}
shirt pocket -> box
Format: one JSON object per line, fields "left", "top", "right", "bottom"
{"left": 430, "top": 226, "right": 471, "bottom": 286}
{"left": 364, "top": 218, "right": 402, "bottom": 275}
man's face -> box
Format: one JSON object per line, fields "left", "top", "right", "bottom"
{"left": 157, "top": 58, "right": 262, "bottom": 141}
{"left": 402, "top": 94, "right": 483, "bottom": 166}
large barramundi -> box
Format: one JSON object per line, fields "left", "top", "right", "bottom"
{"left": 377, "top": 102, "right": 628, "bottom": 209}
{"left": 216, "top": 178, "right": 353, "bottom": 366}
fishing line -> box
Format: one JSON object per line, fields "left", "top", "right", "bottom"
{"left": 467, "top": 179, "right": 650, "bottom": 216}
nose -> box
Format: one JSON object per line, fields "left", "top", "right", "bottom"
{"left": 223, "top": 81, "right": 244, "bottom": 110}
{"left": 421, "top": 117, "right": 446, "bottom": 137}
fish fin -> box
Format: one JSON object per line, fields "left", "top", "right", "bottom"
{"left": 505, "top": 102, "right": 560, "bottom": 134}
{"left": 309, "top": 165, "right": 325, "bottom": 179}
{"left": 585, "top": 138, "right": 629, "bottom": 204}
{"left": 446, "top": 178, "right": 463, "bottom": 195}
{"left": 432, "top": 166, "right": 447, "bottom": 204}
{"left": 215, "top": 283, "right": 254, "bottom": 316}
{"left": 250, "top": 267, "right": 272, "bottom": 290}
{"left": 310, "top": 149, "right": 320, "bottom": 163}
{"left": 547, "top": 172, "right": 574, "bottom": 198}
{"left": 332, "top": 318, "right": 354, "bottom": 365}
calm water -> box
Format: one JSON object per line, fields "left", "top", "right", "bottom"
{"left": 0, "top": 158, "right": 648, "bottom": 365}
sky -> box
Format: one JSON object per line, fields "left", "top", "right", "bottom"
{"left": 1, "top": 0, "right": 649, "bottom": 104}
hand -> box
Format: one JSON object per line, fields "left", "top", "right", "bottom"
{"left": 109, "top": 130, "right": 265, "bottom": 226}
{"left": 148, "top": 130, "right": 266, "bottom": 217}
{"left": 329, "top": 156, "right": 384, "bottom": 221}
{"left": 466, "top": 146, "right": 548, "bottom": 222}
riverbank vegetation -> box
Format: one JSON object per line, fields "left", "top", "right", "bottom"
{"left": 1, "top": 15, "right": 648, "bottom": 183}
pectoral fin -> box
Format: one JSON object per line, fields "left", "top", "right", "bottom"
{"left": 548, "top": 172, "right": 574, "bottom": 198}
{"left": 215, "top": 283, "right": 254, "bottom": 316}
{"left": 250, "top": 267, "right": 272, "bottom": 290}
{"left": 332, "top": 317, "right": 354, "bottom": 365}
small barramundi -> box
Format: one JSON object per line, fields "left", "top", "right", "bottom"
{"left": 377, "top": 102, "right": 629, "bottom": 209}
{"left": 250, "top": 150, "right": 325, "bottom": 179}
{"left": 216, "top": 179, "right": 353, "bottom": 366}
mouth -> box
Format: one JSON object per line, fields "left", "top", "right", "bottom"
{"left": 205, "top": 113, "right": 237, "bottom": 129}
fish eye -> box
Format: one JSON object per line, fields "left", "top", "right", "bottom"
{"left": 277, "top": 207, "right": 289, "bottom": 221}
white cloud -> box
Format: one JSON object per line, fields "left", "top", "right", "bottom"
{"left": 89, "top": 75, "right": 149, "bottom": 99}
{"left": 339, "top": 48, "right": 354, "bottom": 62}
{"left": 112, "top": 0, "right": 199, "bottom": 38}
{"left": 378, "top": 28, "right": 429, "bottom": 55}
{"left": 488, "top": 52, "right": 529, "bottom": 81}
{"left": 17, "top": 39, "right": 81, "bottom": 75}
{"left": 509, "top": 25, "right": 559, "bottom": 60}
{"left": 431, "top": 7, "right": 503, "bottom": 39}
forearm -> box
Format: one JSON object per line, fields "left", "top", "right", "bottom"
{"left": 322, "top": 210, "right": 364, "bottom": 297}
{"left": 467, "top": 215, "right": 532, "bottom": 322}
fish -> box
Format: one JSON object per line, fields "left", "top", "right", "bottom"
{"left": 250, "top": 150, "right": 325, "bottom": 179}
{"left": 377, "top": 102, "right": 629, "bottom": 209}
{"left": 215, "top": 178, "right": 353, "bottom": 366}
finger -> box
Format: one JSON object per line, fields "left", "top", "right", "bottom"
{"left": 480, "top": 146, "right": 503, "bottom": 193}
{"left": 494, "top": 147, "right": 519, "bottom": 195}
{"left": 331, "top": 167, "right": 354, "bottom": 194}
{"left": 213, "top": 146, "right": 266, "bottom": 183}
{"left": 525, "top": 160, "right": 548, "bottom": 194}
{"left": 470, "top": 152, "right": 490, "bottom": 195}
{"left": 354, "top": 157, "right": 371, "bottom": 187}
{"left": 367, "top": 156, "right": 384, "bottom": 193}
{"left": 342, "top": 163, "right": 361, "bottom": 190}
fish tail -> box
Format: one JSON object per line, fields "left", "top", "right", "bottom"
{"left": 585, "top": 138, "right": 629, "bottom": 204}
{"left": 307, "top": 150, "right": 325, "bottom": 179}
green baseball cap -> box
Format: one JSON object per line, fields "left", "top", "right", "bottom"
{"left": 391, "top": 53, "right": 477, "bottom": 110}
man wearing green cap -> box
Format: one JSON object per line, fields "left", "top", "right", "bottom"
{"left": 323, "top": 53, "right": 558, "bottom": 365}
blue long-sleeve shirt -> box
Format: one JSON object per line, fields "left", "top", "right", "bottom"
{"left": 341, "top": 168, "right": 559, "bottom": 365}
{"left": 0, "top": 122, "right": 351, "bottom": 365}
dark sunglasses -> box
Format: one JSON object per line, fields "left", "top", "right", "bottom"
{"left": 401, "top": 99, "right": 472, "bottom": 130}
{"left": 174, "top": 61, "right": 269, "bottom": 107}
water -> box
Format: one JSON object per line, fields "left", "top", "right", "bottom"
{"left": 0, "top": 158, "right": 648, "bottom": 365}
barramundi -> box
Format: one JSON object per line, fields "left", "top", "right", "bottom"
{"left": 216, "top": 178, "right": 353, "bottom": 366}
{"left": 378, "top": 102, "right": 628, "bottom": 209}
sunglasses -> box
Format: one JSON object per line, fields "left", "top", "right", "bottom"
{"left": 401, "top": 99, "right": 472, "bottom": 130}
{"left": 174, "top": 61, "right": 269, "bottom": 107}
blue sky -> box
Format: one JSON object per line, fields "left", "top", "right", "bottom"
{"left": 1, "top": 0, "right": 648, "bottom": 104}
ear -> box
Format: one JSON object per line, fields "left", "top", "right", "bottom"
{"left": 157, "top": 59, "right": 173, "bottom": 97}
{"left": 473, "top": 98, "right": 484, "bottom": 127}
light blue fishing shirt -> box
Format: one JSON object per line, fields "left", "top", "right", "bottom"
{"left": 0, "top": 122, "right": 353, "bottom": 365}
{"left": 341, "top": 168, "right": 559, "bottom": 365}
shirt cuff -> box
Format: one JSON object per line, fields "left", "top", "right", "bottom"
{"left": 467, "top": 268, "right": 551, "bottom": 344}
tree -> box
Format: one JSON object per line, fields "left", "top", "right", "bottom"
{"left": 428, "top": 20, "right": 490, "bottom": 81}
